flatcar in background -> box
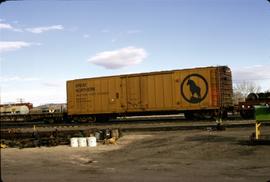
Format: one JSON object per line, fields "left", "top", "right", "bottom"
{"left": 0, "top": 103, "right": 66, "bottom": 123}
{"left": 67, "top": 66, "right": 233, "bottom": 121}
{"left": 238, "top": 92, "right": 270, "bottom": 119}
{"left": 0, "top": 103, "right": 33, "bottom": 115}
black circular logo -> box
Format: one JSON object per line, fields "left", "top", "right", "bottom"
{"left": 180, "top": 74, "right": 208, "bottom": 104}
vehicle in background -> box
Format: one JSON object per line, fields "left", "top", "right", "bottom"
{"left": 0, "top": 103, "right": 33, "bottom": 115}
{"left": 238, "top": 92, "right": 270, "bottom": 119}
{"left": 0, "top": 103, "right": 66, "bottom": 123}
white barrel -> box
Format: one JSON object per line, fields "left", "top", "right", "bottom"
{"left": 78, "top": 137, "right": 87, "bottom": 147}
{"left": 87, "top": 137, "right": 97, "bottom": 147}
{"left": 70, "top": 138, "right": 79, "bottom": 147}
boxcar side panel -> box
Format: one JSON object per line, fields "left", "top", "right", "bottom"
{"left": 174, "top": 68, "right": 213, "bottom": 110}
{"left": 163, "top": 73, "right": 174, "bottom": 108}
{"left": 126, "top": 76, "right": 142, "bottom": 111}
{"left": 136, "top": 73, "right": 175, "bottom": 111}
{"left": 67, "top": 66, "right": 232, "bottom": 116}
{"left": 67, "top": 77, "right": 125, "bottom": 115}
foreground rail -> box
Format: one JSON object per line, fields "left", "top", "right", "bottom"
{"left": 1, "top": 120, "right": 269, "bottom": 138}
{"left": 1, "top": 113, "right": 243, "bottom": 130}
{"left": 1, "top": 119, "right": 269, "bottom": 148}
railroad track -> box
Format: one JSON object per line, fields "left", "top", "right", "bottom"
{"left": 1, "top": 114, "right": 243, "bottom": 130}
{"left": 1, "top": 119, "right": 269, "bottom": 148}
{"left": 1, "top": 119, "right": 266, "bottom": 133}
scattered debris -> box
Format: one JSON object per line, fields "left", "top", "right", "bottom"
{"left": 1, "top": 143, "right": 7, "bottom": 149}
{"left": 104, "top": 137, "right": 117, "bottom": 145}
{"left": 206, "top": 124, "right": 226, "bottom": 131}
{"left": 0, "top": 128, "right": 122, "bottom": 148}
{"left": 84, "top": 160, "right": 98, "bottom": 164}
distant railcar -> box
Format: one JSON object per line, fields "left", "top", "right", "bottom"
{"left": 0, "top": 103, "right": 33, "bottom": 121}
{"left": 0, "top": 103, "right": 66, "bottom": 123}
{"left": 0, "top": 103, "right": 33, "bottom": 115}
{"left": 30, "top": 104, "right": 67, "bottom": 114}
{"left": 238, "top": 92, "right": 270, "bottom": 119}
{"left": 67, "top": 66, "right": 233, "bottom": 121}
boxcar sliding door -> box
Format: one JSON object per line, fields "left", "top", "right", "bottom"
{"left": 125, "top": 76, "right": 142, "bottom": 112}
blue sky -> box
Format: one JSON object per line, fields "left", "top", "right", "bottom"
{"left": 1, "top": 0, "right": 270, "bottom": 106}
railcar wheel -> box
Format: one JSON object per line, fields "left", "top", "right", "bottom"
{"left": 74, "top": 116, "right": 96, "bottom": 123}
{"left": 184, "top": 112, "right": 194, "bottom": 120}
{"left": 96, "top": 116, "right": 110, "bottom": 122}
{"left": 240, "top": 110, "right": 254, "bottom": 119}
{"left": 88, "top": 116, "right": 96, "bottom": 122}
{"left": 47, "top": 119, "right": 54, "bottom": 124}
{"left": 221, "top": 111, "right": 228, "bottom": 119}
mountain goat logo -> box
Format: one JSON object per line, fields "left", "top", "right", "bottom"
{"left": 187, "top": 79, "right": 201, "bottom": 99}
{"left": 181, "top": 74, "right": 208, "bottom": 104}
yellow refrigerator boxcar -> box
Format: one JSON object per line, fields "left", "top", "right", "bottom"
{"left": 67, "top": 66, "right": 233, "bottom": 120}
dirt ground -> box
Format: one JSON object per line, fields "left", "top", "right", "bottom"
{"left": 1, "top": 127, "right": 270, "bottom": 182}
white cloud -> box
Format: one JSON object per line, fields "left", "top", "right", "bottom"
{"left": 26, "top": 25, "right": 64, "bottom": 34}
{"left": 1, "top": 88, "right": 66, "bottom": 106}
{"left": 0, "top": 23, "right": 22, "bottom": 32}
{"left": 42, "top": 82, "right": 62, "bottom": 87}
{"left": 0, "top": 23, "right": 13, "bottom": 30}
{"left": 232, "top": 65, "right": 270, "bottom": 81}
{"left": 88, "top": 46, "right": 147, "bottom": 69}
{"left": 0, "top": 76, "right": 40, "bottom": 82}
{"left": 0, "top": 41, "right": 36, "bottom": 53}
{"left": 1, "top": 79, "right": 66, "bottom": 106}
{"left": 232, "top": 65, "right": 270, "bottom": 90}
